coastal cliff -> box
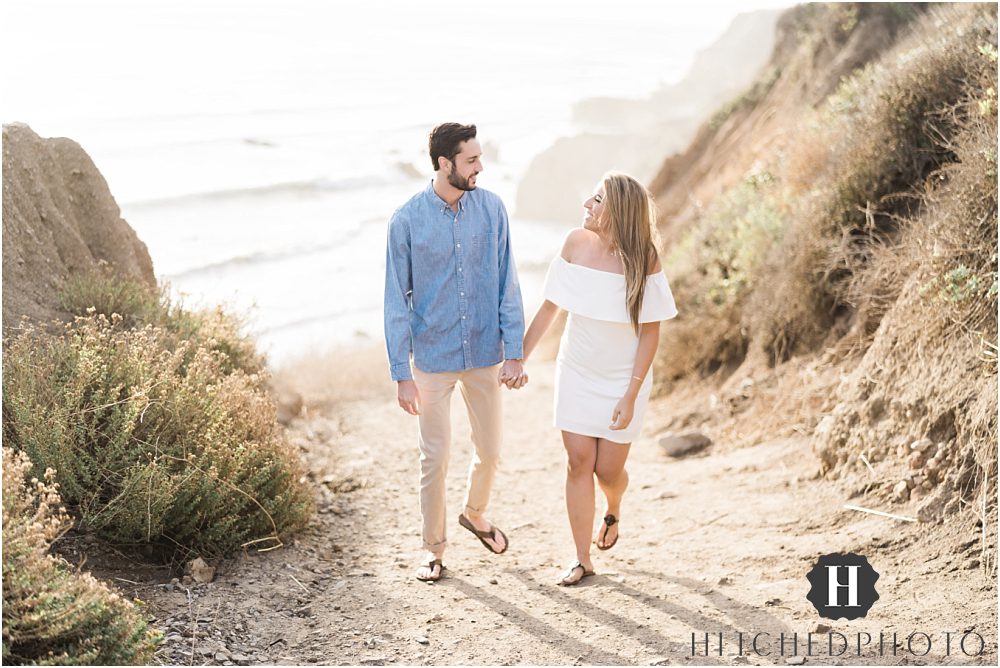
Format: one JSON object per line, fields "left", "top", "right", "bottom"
{"left": 515, "top": 9, "right": 781, "bottom": 224}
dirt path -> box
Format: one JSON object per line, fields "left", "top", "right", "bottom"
{"left": 139, "top": 360, "right": 996, "bottom": 666}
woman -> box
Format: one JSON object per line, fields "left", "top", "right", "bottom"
{"left": 522, "top": 172, "right": 677, "bottom": 586}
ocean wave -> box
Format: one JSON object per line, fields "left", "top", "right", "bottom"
{"left": 255, "top": 305, "right": 380, "bottom": 336}
{"left": 123, "top": 173, "right": 409, "bottom": 209}
{"left": 165, "top": 240, "right": 351, "bottom": 280}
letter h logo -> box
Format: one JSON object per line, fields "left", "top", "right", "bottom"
{"left": 826, "top": 565, "right": 859, "bottom": 607}
{"left": 806, "top": 553, "right": 879, "bottom": 620}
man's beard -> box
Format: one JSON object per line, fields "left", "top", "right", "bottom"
{"left": 447, "top": 169, "right": 477, "bottom": 191}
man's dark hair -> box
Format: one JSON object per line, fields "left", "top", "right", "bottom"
{"left": 429, "top": 123, "right": 477, "bottom": 171}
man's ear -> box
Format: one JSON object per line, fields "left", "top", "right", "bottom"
{"left": 437, "top": 156, "right": 451, "bottom": 173}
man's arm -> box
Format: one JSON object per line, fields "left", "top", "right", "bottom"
{"left": 496, "top": 199, "right": 525, "bottom": 361}
{"left": 384, "top": 211, "right": 414, "bottom": 382}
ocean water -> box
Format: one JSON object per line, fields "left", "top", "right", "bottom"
{"left": 2, "top": 0, "right": 786, "bottom": 368}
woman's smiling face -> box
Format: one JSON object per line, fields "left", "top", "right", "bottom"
{"left": 582, "top": 181, "right": 607, "bottom": 232}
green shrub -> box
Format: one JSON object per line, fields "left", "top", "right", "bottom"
{"left": 2, "top": 313, "right": 312, "bottom": 560}
{"left": 919, "top": 264, "right": 991, "bottom": 304}
{"left": 658, "top": 171, "right": 785, "bottom": 380}
{"left": 59, "top": 270, "right": 162, "bottom": 330}
{"left": 701, "top": 172, "right": 785, "bottom": 307}
{"left": 2, "top": 448, "right": 161, "bottom": 665}
{"left": 60, "top": 270, "right": 265, "bottom": 377}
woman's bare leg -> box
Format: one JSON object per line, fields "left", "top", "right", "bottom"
{"left": 562, "top": 431, "right": 599, "bottom": 578}
{"left": 594, "top": 439, "right": 631, "bottom": 548}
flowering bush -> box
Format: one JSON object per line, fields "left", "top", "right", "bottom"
{"left": 2, "top": 448, "right": 161, "bottom": 665}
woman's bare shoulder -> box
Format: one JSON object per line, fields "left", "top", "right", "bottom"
{"left": 560, "top": 228, "right": 598, "bottom": 262}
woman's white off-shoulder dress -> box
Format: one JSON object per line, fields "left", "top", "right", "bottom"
{"left": 542, "top": 256, "right": 678, "bottom": 444}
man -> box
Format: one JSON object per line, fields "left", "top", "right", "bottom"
{"left": 384, "top": 122, "right": 527, "bottom": 581}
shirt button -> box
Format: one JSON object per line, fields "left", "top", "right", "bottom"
{"left": 456, "top": 243, "right": 461, "bottom": 249}
{"left": 463, "top": 340, "right": 468, "bottom": 344}
{"left": 462, "top": 315, "right": 466, "bottom": 320}
{"left": 460, "top": 292, "right": 465, "bottom": 297}
{"left": 458, "top": 267, "right": 463, "bottom": 272}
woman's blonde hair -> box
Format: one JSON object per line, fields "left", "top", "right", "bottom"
{"left": 600, "top": 171, "right": 660, "bottom": 334}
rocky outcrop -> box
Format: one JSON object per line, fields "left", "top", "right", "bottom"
{"left": 2, "top": 123, "right": 155, "bottom": 330}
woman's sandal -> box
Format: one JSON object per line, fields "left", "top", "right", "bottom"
{"left": 416, "top": 559, "right": 445, "bottom": 582}
{"left": 458, "top": 513, "right": 509, "bottom": 554}
{"left": 557, "top": 560, "right": 595, "bottom": 586}
{"left": 595, "top": 514, "right": 619, "bottom": 551}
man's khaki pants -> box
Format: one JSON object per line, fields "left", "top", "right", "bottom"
{"left": 412, "top": 364, "right": 502, "bottom": 554}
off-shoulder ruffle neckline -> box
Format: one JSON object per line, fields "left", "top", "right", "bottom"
{"left": 556, "top": 255, "right": 663, "bottom": 279}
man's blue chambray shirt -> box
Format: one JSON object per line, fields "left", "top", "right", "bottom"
{"left": 384, "top": 181, "right": 525, "bottom": 382}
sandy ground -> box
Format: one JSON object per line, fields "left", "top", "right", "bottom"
{"left": 92, "top": 359, "right": 996, "bottom": 666}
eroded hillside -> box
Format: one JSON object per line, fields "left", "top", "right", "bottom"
{"left": 648, "top": 2, "right": 998, "bottom": 568}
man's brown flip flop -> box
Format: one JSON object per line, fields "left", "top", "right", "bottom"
{"left": 458, "top": 513, "right": 509, "bottom": 554}
{"left": 416, "top": 558, "right": 445, "bottom": 582}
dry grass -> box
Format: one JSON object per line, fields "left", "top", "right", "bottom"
{"left": 271, "top": 343, "right": 394, "bottom": 415}
{"left": 656, "top": 3, "right": 996, "bottom": 378}
{"left": 751, "top": 4, "right": 993, "bottom": 365}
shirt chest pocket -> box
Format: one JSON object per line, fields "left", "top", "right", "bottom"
{"left": 471, "top": 233, "right": 493, "bottom": 265}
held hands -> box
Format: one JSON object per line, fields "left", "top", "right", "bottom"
{"left": 498, "top": 359, "right": 528, "bottom": 390}
{"left": 399, "top": 361, "right": 525, "bottom": 416}
{"left": 609, "top": 395, "right": 635, "bottom": 431}
{"left": 397, "top": 379, "right": 421, "bottom": 415}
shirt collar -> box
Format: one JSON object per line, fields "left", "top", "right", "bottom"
{"left": 425, "top": 179, "right": 467, "bottom": 214}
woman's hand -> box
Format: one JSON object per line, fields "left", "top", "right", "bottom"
{"left": 499, "top": 359, "right": 528, "bottom": 389}
{"left": 609, "top": 396, "right": 636, "bottom": 431}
